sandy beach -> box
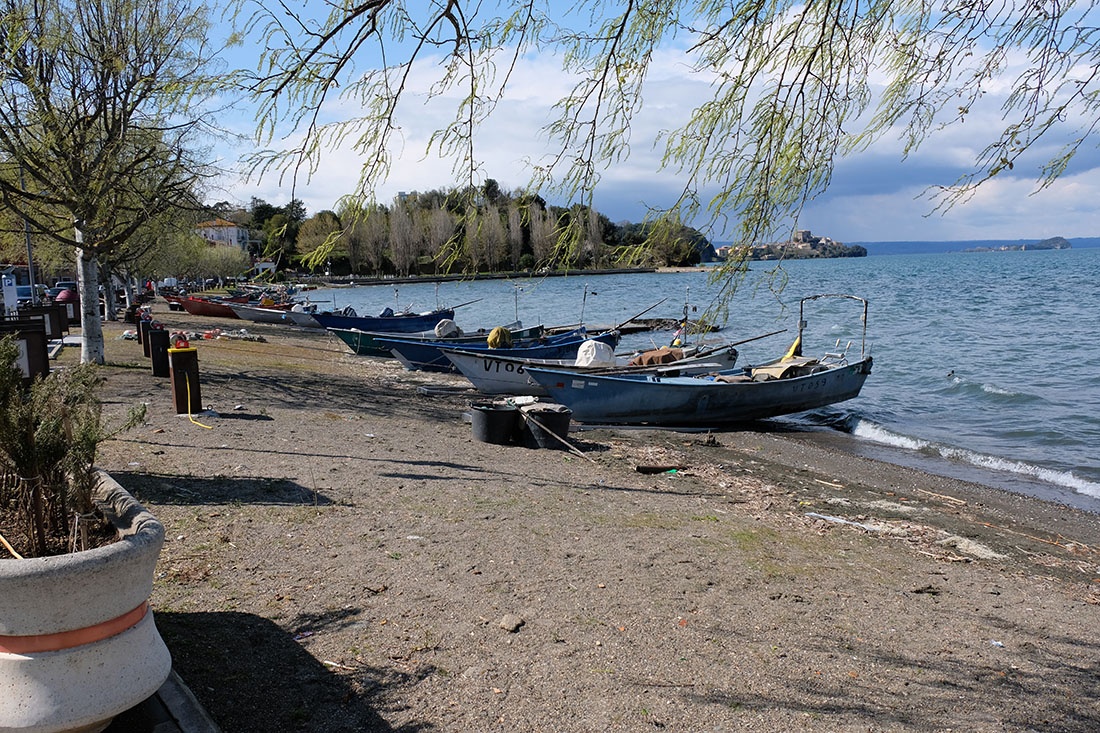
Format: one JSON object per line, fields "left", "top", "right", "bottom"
{"left": 85, "top": 305, "right": 1099, "bottom": 732}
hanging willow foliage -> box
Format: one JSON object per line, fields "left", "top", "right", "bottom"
{"left": 233, "top": 0, "right": 1100, "bottom": 314}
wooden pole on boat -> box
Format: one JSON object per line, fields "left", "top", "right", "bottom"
{"left": 608, "top": 298, "right": 668, "bottom": 333}
{"left": 690, "top": 328, "right": 789, "bottom": 359}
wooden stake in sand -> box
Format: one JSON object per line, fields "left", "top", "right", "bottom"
{"left": 0, "top": 530, "right": 24, "bottom": 559}
{"left": 521, "top": 411, "right": 595, "bottom": 463}
{"left": 916, "top": 487, "right": 967, "bottom": 505}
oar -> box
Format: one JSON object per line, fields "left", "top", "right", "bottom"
{"left": 607, "top": 298, "right": 668, "bottom": 333}
{"left": 449, "top": 298, "right": 483, "bottom": 310}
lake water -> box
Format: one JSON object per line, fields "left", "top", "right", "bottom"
{"left": 305, "top": 247, "right": 1100, "bottom": 512}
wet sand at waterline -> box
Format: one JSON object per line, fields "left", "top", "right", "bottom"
{"left": 79, "top": 305, "right": 1100, "bottom": 732}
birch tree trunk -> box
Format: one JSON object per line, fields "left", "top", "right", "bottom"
{"left": 103, "top": 266, "right": 118, "bottom": 322}
{"left": 75, "top": 228, "right": 105, "bottom": 364}
{"left": 123, "top": 270, "right": 135, "bottom": 309}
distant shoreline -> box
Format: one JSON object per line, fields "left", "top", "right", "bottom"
{"left": 302, "top": 267, "right": 657, "bottom": 288}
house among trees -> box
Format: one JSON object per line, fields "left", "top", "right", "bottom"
{"left": 196, "top": 218, "right": 251, "bottom": 251}
{"left": 714, "top": 231, "right": 866, "bottom": 261}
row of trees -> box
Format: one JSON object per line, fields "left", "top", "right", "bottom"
{"left": 241, "top": 181, "right": 714, "bottom": 277}
{"left": 199, "top": 181, "right": 713, "bottom": 278}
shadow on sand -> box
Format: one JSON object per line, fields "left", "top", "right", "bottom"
{"left": 154, "top": 609, "right": 433, "bottom": 732}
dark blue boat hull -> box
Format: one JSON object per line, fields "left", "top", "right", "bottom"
{"left": 378, "top": 330, "right": 622, "bottom": 373}
{"left": 526, "top": 357, "right": 873, "bottom": 425}
{"left": 312, "top": 309, "right": 454, "bottom": 333}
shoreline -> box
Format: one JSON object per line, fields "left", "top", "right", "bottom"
{"left": 772, "top": 421, "right": 1100, "bottom": 516}
{"left": 83, "top": 308, "right": 1100, "bottom": 731}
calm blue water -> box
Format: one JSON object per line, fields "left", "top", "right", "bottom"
{"left": 305, "top": 248, "right": 1100, "bottom": 510}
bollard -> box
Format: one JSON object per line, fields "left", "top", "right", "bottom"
{"left": 139, "top": 320, "right": 152, "bottom": 356}
{"left": 168, "top": 347, "right": 202, "bottom": 414}
{"left": 0, "top": 321, "right": 49, "bottom": 386}
{"left": 149, "top": 329, "right": 170, "bottom": 378}
{"left": 63, "top": 301, "right": 80, "bottom": 327}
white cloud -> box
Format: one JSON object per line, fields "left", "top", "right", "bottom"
{"left": 212, "top": 38, "right": 1099, "bottom": 243}
{"left": 800, "top": 167, "right": 1100, "bottom": 240}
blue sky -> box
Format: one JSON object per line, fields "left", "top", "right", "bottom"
{"left": 210, "top": 5, "right": 1100, "bottom": 244}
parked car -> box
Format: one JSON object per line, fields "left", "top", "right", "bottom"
{"left": 15, "top": 284, "right": 48, "bottom": 307}
{"left": 53, "top": 280, "right": 78, "bottom": 292}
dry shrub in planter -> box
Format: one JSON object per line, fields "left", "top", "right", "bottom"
{"left": 0, "top": 335, "right": 169, "bottom": 733}
{"left": 0, "top": 336, "right": 145, "bottom": 558}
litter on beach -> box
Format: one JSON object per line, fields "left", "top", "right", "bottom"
{"left": 805, "top": 512, "right": 884, "bottom": 532}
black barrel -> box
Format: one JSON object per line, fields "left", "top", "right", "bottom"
{"left": 520, "top": 404, "right": 573, "bottom": 449}
{"left": 470, "top": 401, "right": 519, "bottom": 445}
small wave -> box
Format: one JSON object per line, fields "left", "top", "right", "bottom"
{"left": 939, "top": 447, "right": 1100, "bottom": 497}
{"left": 851, "top": 420, "right": 930, "bottom": 451}
{"left": 946, "top": 375, "right": 1029, "bottom": 400}
{"left": 850, "top": 420, "right": 1100, "bottom": 498}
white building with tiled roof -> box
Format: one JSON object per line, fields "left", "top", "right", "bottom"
{"left": 196, "top": 218, "right": 250, "bottom": 250}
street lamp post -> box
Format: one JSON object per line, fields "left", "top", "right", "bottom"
{"left": 19, "top": 166, "right": 38, "bottom": 304}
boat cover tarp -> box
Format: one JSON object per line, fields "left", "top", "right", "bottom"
{"left": 750, "top": 357, "right": 825, "bottom": 381}
{"left": 575, "top": 339, "right": 616, "bottom": 367}
{"left": 435, "top": 319, "right": 462, "bottom": 338}
{"left": 487, "top": 326, "right": 513, "bottom": 348}
{"left": 629, "top": 347, "right": 685, "bottom": 366}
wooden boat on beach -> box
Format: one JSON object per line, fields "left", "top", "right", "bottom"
{"left": 377, "top": 329, "right": 622, "bottom": 373}
{"left": 284, "top": 310, "right": 323, "bottom": 328}
{"left": 525, "top": 295, "right": 873, "bottom": 425}
{"left": 228, "top": 303, "right": 296, "bottom": 324}
{"left": 442, "top": 344, "right": 740, "bottom": 396}
{"left": 178, "top": 296, "right": 249, "bottom": 319}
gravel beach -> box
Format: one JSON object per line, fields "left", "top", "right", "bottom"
{"left": 85, "top": 305, "right": 1100, "bottom": 732}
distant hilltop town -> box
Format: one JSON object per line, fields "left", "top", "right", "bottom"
{"left": 960, "top": 236, "right": 1072, "bottom": 253}
{"left": 714, "top": 230, "right": 867, "bottom": 261}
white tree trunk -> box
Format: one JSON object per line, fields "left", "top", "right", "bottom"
{"left": 103, "top": 267, "right": 118, "bottom": 321}
{"left": 75, "top": 231, "right": 105, "bottom": 364}
{"left": 123, "top": 270, "right": 135, "bottom": 309}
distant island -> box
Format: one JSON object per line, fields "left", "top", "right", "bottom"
{"left": 715, "top": 230, "right": 867, "bottom": 261}
{"left": 960, "top": 236, "right": 1072, "bottom": 253}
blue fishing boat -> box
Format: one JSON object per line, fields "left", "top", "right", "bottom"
{"left": 328, "top": 323, "right": 545, "bottom": 358}
{"left": 525, "top": 295, "right": 873, "bottom": 425}
{"left": 442, "top": 344, "right": 740, "bottom": 396}
{"left": 377, "top": 329, "right": 622, "bottom": 373}
{"left": 312, "top": 307, "right": 455, "bottom": 333}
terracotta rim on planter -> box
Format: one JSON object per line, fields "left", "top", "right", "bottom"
{"left": 0, "top": 601, "right": 149, "bottom": 654}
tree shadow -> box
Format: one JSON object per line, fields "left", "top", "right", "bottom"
{"left": 199, "top": 368, "right": 465, "bottom": 424}
{"left": 210, "top": 411, "right": 275, "bottom": 421}
{"left": 111, "top": 471, "right": 339, "bottom": 506}
{"left": 154, "top": 610, "right": 433, "bottom": 732}
{"left": 679, "top": 615, "right": 1100, "bottom": 730}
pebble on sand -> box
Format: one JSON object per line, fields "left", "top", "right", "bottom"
{"left": 499, "top": 614, "right": 525, "bottom": 632}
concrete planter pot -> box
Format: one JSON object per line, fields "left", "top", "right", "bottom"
{"left": 0, "top": 473, "right": 171, "bottom": 733}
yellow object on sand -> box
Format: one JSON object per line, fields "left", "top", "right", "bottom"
{"left": 487, "top": 326, "right": 513, "bottom": 349}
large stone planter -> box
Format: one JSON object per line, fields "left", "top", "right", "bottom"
{"left": 0, "top": 473, "right": 171, "bottom": 733}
